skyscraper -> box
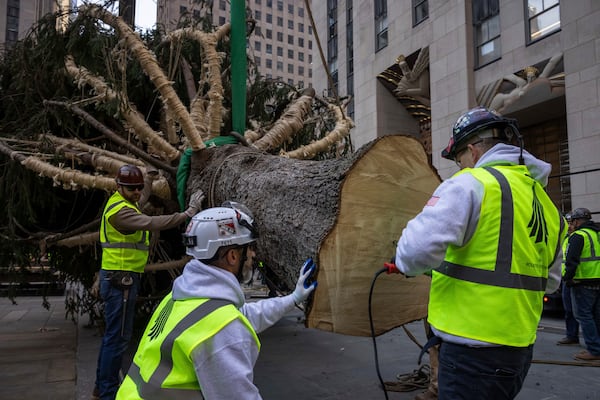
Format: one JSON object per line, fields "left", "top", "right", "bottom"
{"left": 0, "top": 0, "right": 74, "bottom": 50}
{"left": 157, "top": 0, "right": 314, "bottom": 88}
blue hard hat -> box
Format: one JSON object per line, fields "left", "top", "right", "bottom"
{"left": 442, "top": 106, "right": 520, "bottom": 160}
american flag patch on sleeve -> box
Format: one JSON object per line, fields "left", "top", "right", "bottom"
{"left": 426, "top": 196, "right": 440, "bottom": 207}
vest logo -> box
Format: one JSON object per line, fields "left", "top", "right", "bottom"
{"left": 148, "top": 298, "right": 174, "bottom": 341}
{"left": 527, "top": 185, "right": 548, "bottom": 244}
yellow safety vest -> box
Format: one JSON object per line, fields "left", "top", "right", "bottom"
{"left": 570, "top": 227, "right": 600, "bottom": 280}
{"left": 117, "top": 295, "right": 260, "bottom": 400}
{"left": 100, "top": 191, "right": 150, "bottom": 273}
{"left": 561, "top": 236, "right": 569, "bottom": 277}
{"left": 428, "top": 164, "right": 565, "bottom": 347}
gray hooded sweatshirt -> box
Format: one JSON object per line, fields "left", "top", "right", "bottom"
{"left": 171, "top": 259, "right": 297, "bottom": 399}
{"left": 395, "top": 143, "right": 562, "bottom": 346}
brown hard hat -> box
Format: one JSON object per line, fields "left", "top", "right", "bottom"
{"left": 116, "top": 165, "right": 144, "bottom": 186}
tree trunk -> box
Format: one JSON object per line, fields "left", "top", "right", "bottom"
{"left": 187, "top": 135, "right": 440, "bottom": 336}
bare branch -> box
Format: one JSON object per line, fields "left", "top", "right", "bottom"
{"left": 81, "top": 4, "right": 205, "bottom": 151}
{"left": 64, "top": 56, "right": 181, "bottom": 161}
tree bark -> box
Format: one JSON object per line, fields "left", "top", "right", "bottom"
{"left": 187, "top": 135, "right": 441, "bottom": 336}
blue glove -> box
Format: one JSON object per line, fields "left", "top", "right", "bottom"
{"left": 293, "top": 258, "right": 318, "bottom": 303}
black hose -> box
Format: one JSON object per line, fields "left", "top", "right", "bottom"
{"left": 369, "top": 267, "right": 390, "bottom": 400}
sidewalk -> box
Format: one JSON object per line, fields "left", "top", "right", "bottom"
{"left": 0, "top": 296, "right": 77, "bottom": 400}
{"left": 2, "top": 295, "right": 599, "bottom": 400}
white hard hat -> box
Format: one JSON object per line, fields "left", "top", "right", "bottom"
{"left": 183, "top": 205, "right": 258, "bottom": 260}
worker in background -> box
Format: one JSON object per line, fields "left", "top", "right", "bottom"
{"left": 562, "top": 207, "right": 600, "bottom": 361}
{"left": 392, "top": 107, "right": 565, "bottom": 400}
{"left": 116, "top": 202, "right": 317, "bottom": 399}
{"left": 94, "top": 164, "right": 205, "bottom": 400}
{"left": 556, "top": 212, "right": 580, "bottom": 345}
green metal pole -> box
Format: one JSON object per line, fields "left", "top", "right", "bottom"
{"left": 231, "top": 0, "right": 246, "bottom": 135}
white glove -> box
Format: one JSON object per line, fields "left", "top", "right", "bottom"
{"left": 185, "top": 190, "right": 205, "bottom": 216}
{"left": 292, "top": 258, "right": 318, "bottom": 304}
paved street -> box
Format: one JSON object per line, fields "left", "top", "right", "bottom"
{"left": 1, "top": 295, "right": 599, "bottom": 400}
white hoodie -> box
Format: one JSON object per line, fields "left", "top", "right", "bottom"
{"left": 171, "top": 259, "right": 297, "bottom": 399}
{"left": 395, "top": 143, "right": 562, "bottom": 345}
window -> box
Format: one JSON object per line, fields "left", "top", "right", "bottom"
{"left": 255, "top": 56, "right": 261, "bottom": 66}
{"left": 526, "top": 0, "right": 560, "bottom": 43}
{"left": 473, "top": 0, "right": 501, "bottom": 67}
{"left": 277, "top": 17, "right": 283, "bottom": 26}
{"left": 266, "top": 44, "right": 272, "bottom": 54}
{"left": 308, "top": 40, "right": 312, "bottom": 50}
{"left": 277, "top": 46, "right": 283, "bottom": 56}
{"left": 288, "top": 35, "right": 294, "bottom": 45}
{"left": 277, "top": 31, "right": 283, "bottom": 41}
{"left": 219, "top": 0, "right": 226, "bottom": 11}
{"left": 267, "top": 0, "right": 272, "bottom": 7}
{"left": 288, "top": 78, "right": 294, "bottom": 85}
{"left": 219, "top": 16, "right": 226, "bottom": 25}
{"left": 299, "top": 7, "right": 304, "bottom": 17}
{"left": 299, "top": 38, "right": 305, "bottom": 47}
{"left": 299, "top": 66, "right": 305, "bottom": 76}
{"left": 255, "top": 10, "right": 261, "bottom": 20}
{"left": 298, "top": 23, "right": 304, "bottom": 33}
{"left": 255, "top": 26, "right": 262, "bottom": 35}
{"left": 288, "top": 20, "right": 294, "bottom": 30}
{"left": 266, "top": 73, "right": 272, "bottom": 79}
{"left": 288, "top": 4, "right": 294, "bottom": 14}
{"left": 375, "top": 0, "right": 388, "bottom": 51}
{"left": 288, "top": 49, "right": 294, "bottom": 59}
{"left": 266, "top": 13, "right": 272, "bottom": 23}
{"left": 255, "top": 41, "right": 261, "bottom": 51}
{"left": 266, "top": 59, "right": 272, "bottom": 68}
{"left": 277, "top": 61, "right": 283, "bottom": 71}
{"left": 255, "top": 0, "right": 261, "bottom": 4}
{"left": 277, "top": 1, "right": 283, "bottom": 11}
{"left": 298, "top": 52, "right": 304, "bottom": 62}
{"left": 288, "top": 64, "right": 294, "bottom": 73}
{"left": 266, "top": 29, "right": 272, "bottom": 39}
{"left": 412, "top": 0, "right": 428, "bottom": 26}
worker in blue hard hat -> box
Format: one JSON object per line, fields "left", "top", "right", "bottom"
{"left": 391, "top": 107, "right": 566, "bottom": 400}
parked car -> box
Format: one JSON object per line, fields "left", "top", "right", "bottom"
{"left": 543, "top": 285, "right": 565, "bottom": 315}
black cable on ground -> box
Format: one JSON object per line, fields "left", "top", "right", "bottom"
{"left": 369, "top": 267, "right": 390, "bottom": 400}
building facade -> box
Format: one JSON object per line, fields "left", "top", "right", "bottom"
{"left": 0, "top": 0, "right": 73, "bottom": 50}
{"left": 158, "top": 0, "right": 314, "bottom": 88}
{"left": 312, "top": 0, "right": 600, "bottom": 215}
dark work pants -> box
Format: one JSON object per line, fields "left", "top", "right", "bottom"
{"left": 437, "top": 341, "right": 533, "bottom": 400}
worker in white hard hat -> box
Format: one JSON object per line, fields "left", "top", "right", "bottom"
{"left": 116, "top": 201, "right": 317, "bottom": 399}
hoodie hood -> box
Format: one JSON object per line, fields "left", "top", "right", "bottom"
{"left": 172, "top": 259, "right": 245, "bottom": 308}
{"left": 580, "top": 220, "right": 600, "bottom": 233}
{"left": 476, "top": 143, "right": 552, "bottom": 187}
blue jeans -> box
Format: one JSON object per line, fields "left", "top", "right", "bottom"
{"left": 438, "top": 342, "right": 532, "bottom": 400}
{"left": 571, "top": 285, "right": 600, "bottom": 355}
{"left": 95, "top": 269, "right": 141, "bottom": 400}
{"left": 562, "top": 281, "right": 580, "bottom": 340}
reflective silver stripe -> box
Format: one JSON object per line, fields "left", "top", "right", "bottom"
{"left": 128, "top": 299, "right": 232, "bottom": 399}
{"left": 100, "top": 242, "right": 149, "bottom": 250}
{"left": 438, "top": 167, "right": 549, "bottom": 292}
{"left": 128, "top": 363, "right": 203, "bottom": 400}
{"left": 579, "top": 230, "right": 600, "bottom": 262}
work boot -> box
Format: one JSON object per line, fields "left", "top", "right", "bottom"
{"left": 556, "top": 337, "right": 579, "bottom": 345}
{"left": 415, "top": 388, "right": 437, "bottom": 400}
{"left": 574, "top": 350, "right": 600, "bottom": 361}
